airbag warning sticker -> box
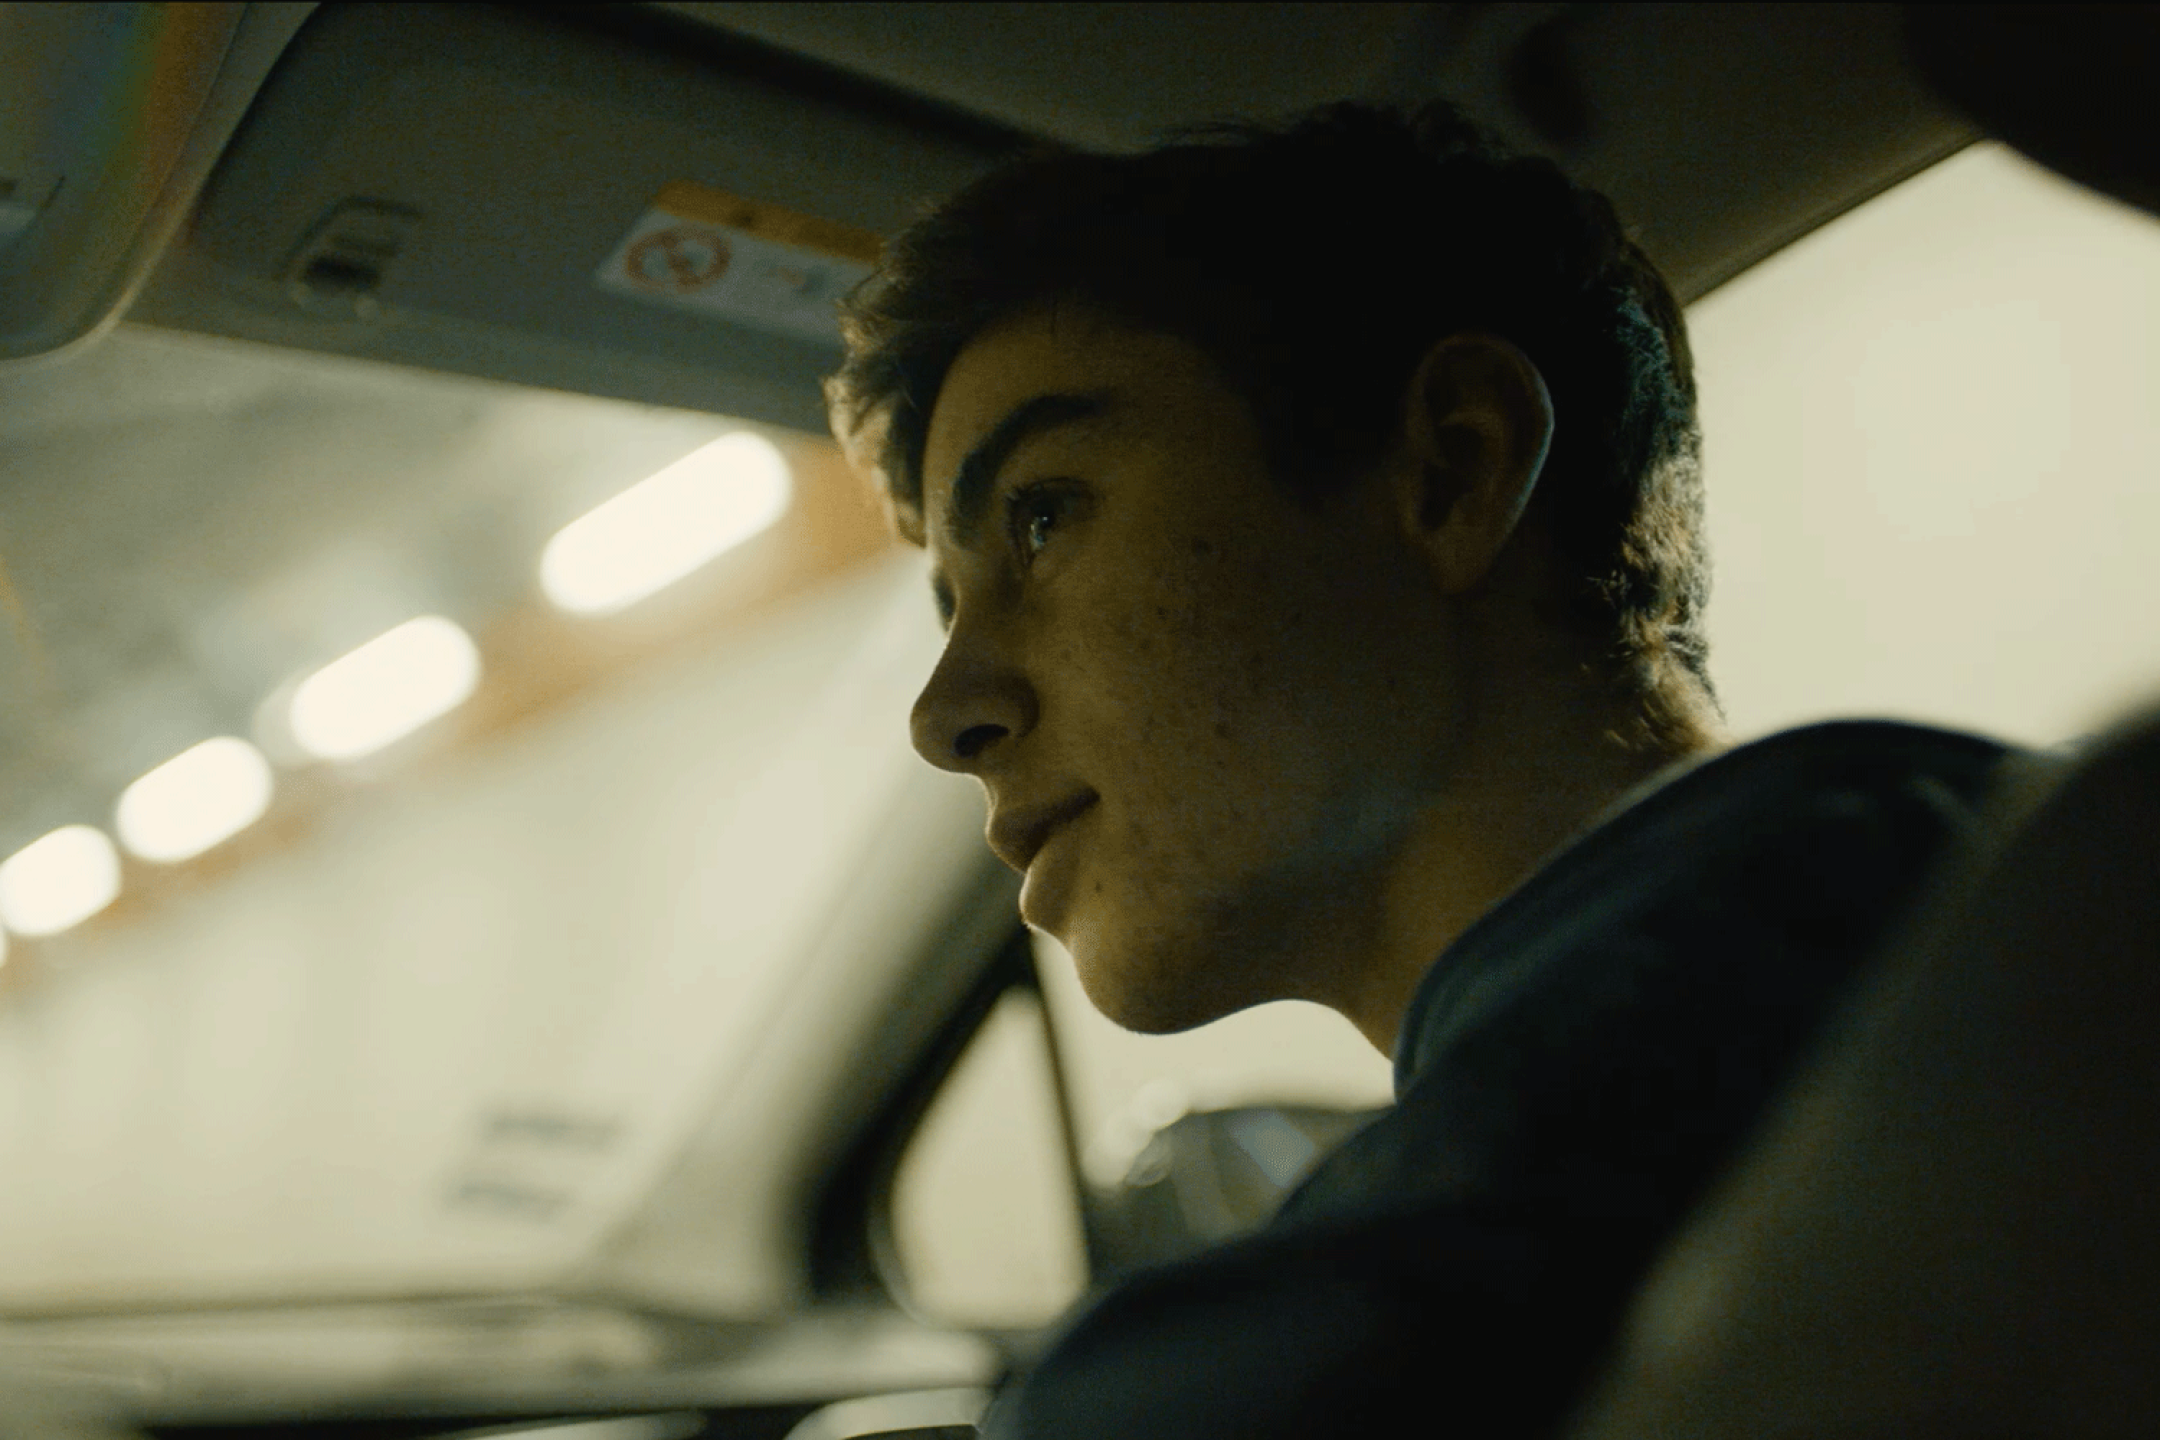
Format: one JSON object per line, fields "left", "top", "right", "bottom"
{"left": 595, "top": 181, "right": 878, "bottom": 345}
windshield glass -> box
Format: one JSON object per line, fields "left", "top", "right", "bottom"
{"left": 0, "top": 326, "right": 942, "bottom": 1313}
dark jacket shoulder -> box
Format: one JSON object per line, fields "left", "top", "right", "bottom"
{"left": 1281, "top": 718, "right": 2012, "bottom": 1229}
{"left": 990, "top": 721, "right": 2017, "bottom": 1440}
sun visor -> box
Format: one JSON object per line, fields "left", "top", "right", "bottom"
{"left": 0, "top": 3, "right": 263, "bottom": 362}
{"left": 133, "top": 4, "right": 1020, "bottom": 432}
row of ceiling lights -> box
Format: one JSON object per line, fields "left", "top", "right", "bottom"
{"left": 0, "top": 431, "right": 793, "bottom": 957}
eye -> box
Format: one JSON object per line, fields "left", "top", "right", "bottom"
{"left": 1005, "top": 483, "right": 1076, "bottom": 564}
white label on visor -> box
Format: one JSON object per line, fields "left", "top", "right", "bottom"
{"left": 594, "top": 180, "right": 878, "bottom": 345}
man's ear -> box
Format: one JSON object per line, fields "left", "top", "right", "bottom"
{"left": 1393, "top": 334, "right": 1556, "bottom": 595}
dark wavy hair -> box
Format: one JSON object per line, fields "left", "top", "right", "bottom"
{"left": 828, "top": 100, "right": 1713, "bottom": 708}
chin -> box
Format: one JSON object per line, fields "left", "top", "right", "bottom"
{"left": 1063, "top": 921, "right": 1262, "bottom": 1036}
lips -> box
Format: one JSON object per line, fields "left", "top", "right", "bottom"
{"left": 987, "top": 791, "right": 1097, "bottom": 874}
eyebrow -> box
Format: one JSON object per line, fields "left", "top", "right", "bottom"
{"left": 940, "top": 390, "right": 1113, "bottom": 552}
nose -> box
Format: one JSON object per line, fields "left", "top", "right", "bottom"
{"left": 910, "top": 633, "right": 1036, "bottom": 774}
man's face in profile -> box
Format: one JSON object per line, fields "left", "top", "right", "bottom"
{"left": 912, "top": 303, "right": 1472, "bottom": 1033}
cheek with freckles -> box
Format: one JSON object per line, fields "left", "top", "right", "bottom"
{"left": 1088, "top": 530, "right": 1339, "bottom": 869}
{"left": 1034, "top": 516, "right": 1407, "bottom": 1029}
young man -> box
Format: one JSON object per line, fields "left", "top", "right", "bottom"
{"left": 828, "top": 103, "right": 2013, "bottom": 1439}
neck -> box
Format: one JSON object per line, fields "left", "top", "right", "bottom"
{"left": 1336, "top": 668, "right": 1724, "bottom": 1057}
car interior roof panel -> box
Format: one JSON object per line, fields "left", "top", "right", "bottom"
{"left": 123, "top": 2, "right": 1979, "bottom": 426}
